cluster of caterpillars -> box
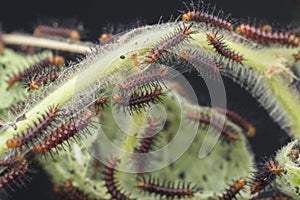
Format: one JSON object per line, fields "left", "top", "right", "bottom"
{"left": 0, "top": 0, "right": 299, "bottom": 199}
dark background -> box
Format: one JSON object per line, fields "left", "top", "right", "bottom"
{"left": 0, "top": 0, "right": 299, "bottom": 199}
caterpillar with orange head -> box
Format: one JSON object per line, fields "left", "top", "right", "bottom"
{"left": 113, "top": 87, "right": 164, "bottom": 115}
{"left": 0, "top": 159, "right": 28, "bottom": 191}
{"left": 7, "top": 56, "right": 65, "bottom": 89}
{"left": 103, "top": 156, "right": 132, "bottom": 200}
{"left": 213, "top": 107, "right": 256, "bottom": 137}
{"left": 182, "top": 1, "right": 233, "bottom": 32}
{"left": 65, "top": 179, "right": 90, "bottom": 200}
{"left": 33, "top": 109, "right": 92, "bottom": 155}
{"left": 118, "top": 65, "right": 168, "bottom": 93}
{"left": 137, "top": 176, "right": 196, "bottom": 198}
{"left": 219, "top": 178, "right": 247, "bottom": 200}
{"left": 187, "top": 110, "right": 238, "bottom": 141}
{"left": 6, "top": 105, "right": 59, "bottom": 149}
{"left": 236, "top": 24, "right": 299, "bottom": 47}
{"left": 250, "top": 158, "right": 284, "bottom": 194}
{"left": 34, "top": 25, "right": 81, "bottom": 41}
{"left": 25, "top": 66, "right": 64, "bottom": 92}
{"left": 146, "top": 24, "right": 192, "bottom": 63}
{"left": 207, "top": 32, "right": 244, "bottom": 64}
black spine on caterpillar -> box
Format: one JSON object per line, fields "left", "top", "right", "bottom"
{"left": 65, "top": 179, "right": 90, "bottom": 200}
{"left": 206, "top": 32, "right": 244, "bottom": 64}
{"left": 219, "top": 178, "right": 247, "bottom": 200}
{"left": 103, "top": 156, "right": 132, "bottom": 200}
{"left": 113, "top": 87, "right": 164, "bottom": 115}
{"left": 137, "top": 176, "right": 196, "bottom": 198}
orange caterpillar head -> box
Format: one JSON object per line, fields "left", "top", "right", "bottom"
{"left": 50, "top": 56, "right": 65, "bottom": 66}
{"left": 69, "top": 30, "right": 80, "bottom": 41}
{"left": 6, "top": 138, "right": 21, "bottom": 148}
{"left": 182, "top": 11, "right": 194, "bottom": 22}
{"left": 206, "top": 32, "right": 218, "bottom": 43}
{"left": 99, "top": 33, "right": 113, "bottom": 43}
{"left": 247, "top": 125, "right": 256, "bottom": 137}
{"left": 28, "top": 79, "right": 40, "bottom": 92}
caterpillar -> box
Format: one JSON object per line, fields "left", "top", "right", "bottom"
{"left": 213, "top": 107, "right": 256, "bottom": 137}
{"left": 0, "top": 159, "right": 28, "bottom": 190}
{"left": 34, "top": 25, "right": 81, "bottom": 41}
{"left": 118, "top": 65, "right": 168, "bottom": 92}
{"left": 6, "top": 105, "right": 59, "bottom": 149}
{"left": 182, "top": 10, "right": 233, "bottom": 32}
{"left": 113, "top": 87, "right": 163, "bottom": 115}
{"left": 133, "top": 118, "right": 158, "bottom": 155}
{"left": 187, "top": 110, "right": 238, "bottom": 141}
{"left": 250, "top": 159, "right": 284, "bottom": 194}
{"left": 179, "top": 49, "right": 222, "bottom": 73}
{"left": 25, "top": 66, "right": 64, "bottom": 92}
{"left": 33, "top": 109, "right": 92, "bottom": 155}
{"left": 146, "top": 24, "right": 192, "bottom": 63}
{"left": 236, "top": 24, "right": 299, "bottom": 47}
{"left": 137, "top": 176, "right": 196, "bottom": 198}
{"left": 293, "top": 51, "right": 300, "bottom": 61}
{"left": 65, "top": 179, "right": 90, "bottom": 200}
{"left": 0, "top": 154, "right": 23, "bottom": 167}
{"left": 103, "top": 156, "right": 132, "bottom": 200}
{"left": 7, "top": 56, "right": 65, "bottom": 88}
{"left": 207, "top": 32, "right": 244, "bottom": 64}
{"left": 219, "top": 178, "right": 247, "bottom": 200}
